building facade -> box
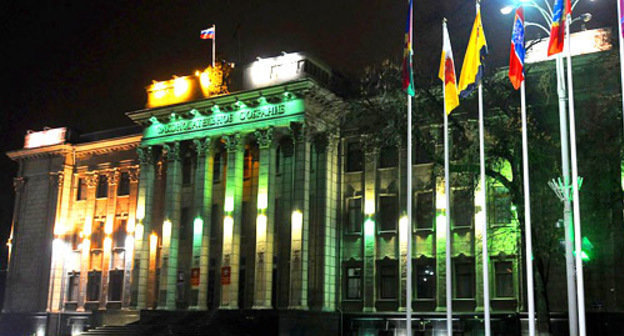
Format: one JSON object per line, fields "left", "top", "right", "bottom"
{"left": 2, "top": 53, "right": 523, "bottom": 336}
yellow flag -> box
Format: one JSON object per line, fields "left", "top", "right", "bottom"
{"left": 439, "top": 21, "right": 459, "bottom": 114}
{"left": 458, "top": 7, "right": 488, "bottom": 98}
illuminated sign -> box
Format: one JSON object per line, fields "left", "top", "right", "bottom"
{"left": 147, "top": 63, "right": 231, "bottom": 108}
{"left": 525, "top": 28, "right": 612, "bottom": 64}
{"left": 245, "top": 53, "right": 306, "bottom": 89}
{"left": 24, "top": 127, "right": 67, "bottom": 149}
{"left": 143, "top": 98, "right": 304, "bottom": 140}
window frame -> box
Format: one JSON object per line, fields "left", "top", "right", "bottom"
{"left": 344, "top": 196, "right": 362, "bottom": 234}
{"left": 453, "top": 258, "right": 475, "bottom": 299}
{"left": 96, "top": 174, "right": 108, "bottom": 199}
{"left": 494, "top": 260, "right": 515, "bottom": 298}
{"left": 414, "top": 258, "right": 436, "bottom": 299}
{"left": 345, "top": 141, "right": 363, "bottom": 173}
{"left": 377, "top": 194, "right": 398, "bottom": 233}
{"left": 378, "top": 261, "right": 398, "bottom": 300}
{"left": 414, "top": 191, "right": 434, "bottom": 231}
{"left": 345, "top": 266, "right": 363, "bottom": 300}
{"left": 451, "top": 187, "right": 474, "bottom": 229}
{"left": 117, "top": 172, "right": 130, "bottom": 196}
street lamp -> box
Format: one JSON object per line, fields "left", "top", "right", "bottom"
{"left": 500, "top": 1, "right": 593, "bottom": 336}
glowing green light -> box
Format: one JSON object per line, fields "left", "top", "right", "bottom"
{"left": 364, "top": 218, "right": 375, "bottom": 237}
{"left": 193, "top": 217, "right": 203, "bottom": 236}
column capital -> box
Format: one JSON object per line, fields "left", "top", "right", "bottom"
{"left": 107, "top": 169, "right": 121, "bottom": 186}
{"left": 13, "top": 176, "right": 25, "bottom": 192}
{"left": 85, "top": 172, "right": 98, "bottom": 188}
{"left": 163, "top": 142, "right": 181, "bottom": 162}
{"left": 193, "top": 137, "right": 213, "bottom": 157}
{"left": 137, "top": 146, "right": 154, "bottom": 165}
{"left": 224, "top": 133, "right": 243, "bottom": 152}
{"left": 49, "top": 171, "right": 63, "bottom": 187}
{"left": 254, "top": 127, "right": 275, "bottom": 149}
{"left": 289, "top": 122, "right": 307, "bottom": 143}
{"left": 128, "top": 167, "right": 140, "bottom": 183}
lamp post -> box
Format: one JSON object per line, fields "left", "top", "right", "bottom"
{"left": 500, "top": 1, "right": 592, "bottom": 335}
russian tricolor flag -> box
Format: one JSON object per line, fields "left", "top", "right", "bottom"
{"left": 200, "top": 26, "right": 215, "bottom": 40}
{"left": 509, "top": 7, "right": 525, "bottom": 90}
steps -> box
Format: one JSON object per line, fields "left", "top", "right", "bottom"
{"left": 78, "top": 325, "right": 142, "bottom": 336}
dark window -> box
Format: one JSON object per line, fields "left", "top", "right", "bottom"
{"left": 213, "top": 152, "right": 221, "bottom": 182}
{"left": 345, "top": 198, "right": 362, "bottom": 234}
{"left": 244, "top": 149, "right": 252, "bottom": 179}
{"left": 345, "top": 267, "right": 362, "bottom": 299}
{"left": 180, "top": 207, "right": 190, "bottom": 240}
{"left": 113, "top": 219, "right": 126, "bottom": 248}
{"left": 275, "top": 146, "right": 281, "bottom": 174}
{"left": 452, "top": 189, "right": 473, "bottom": 228}
{"left": 495, "top": 261, "right": 514, "bottom": 297}
{"left": 108, "top": 270, "right": 124, "bottom": 301}
{"left": 379, "top": 146, "right": 398, "bottom": 168}
{"left": 489, "top": 187, "right": 511, "bottom": 226}
{"left": 87, "top": 271, "right": 102, "bottom": 301}
{"left": 379, "top": 263, "right": 397, "bottom": 299}
{"left": 454, "top": 259, "right": 475, "bottom": 298}
{"left": 182, "top": 156, "right": 193, "bottom": 185}
{"left": 378, "top": 195, "right": 398, "bottom": 231}
{"left": 210, "top": 204, "right": 220, "bottom": 239}
{"left": 96, "top": 175, "right": 108, "bottom": 198}
{"left": 208, "top": 268, "right": 216, "bottom": 308}
{"left": 76, "top": 178, "right": 87, "bottom": 201}
{"left": 415, "top": 192, "right": 434, "bottom": 229}
{"left": 67, "top": 272, "right": 80, "bottom": 302}
{"left": 346, "top": 142, "right": 363, "bottom": 172}
{"left": 414, "top": 141, "right": 432, "bottom": 164}
{"left": 117, "top": 172, "right": 130, "bottom": 196}
{"left": 91, "top": 221, "right": 105, "bottom": 249}
{"left": 415, "top": 259, "right": 435, "bottom": 299}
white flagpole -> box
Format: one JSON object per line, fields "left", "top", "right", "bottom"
{"left": 520, "top": 78, "right": 536, "bottom": 336}
{"left": 565, "top": 12, "right": 587, "bottom": 336}
{"left": 442, "top": 20, "right": 453, "bottom": 336}
{"left": 475, "top": 3, "right": 491, "bottom": 335}
{"left": 212, "top": 24, "right": 216, "bottom": 67}
{"left": 618, "top": 0, "right": 624, "bottom": 132}
{"left": 406, "top": 1, "right": 413, "bottom": 335}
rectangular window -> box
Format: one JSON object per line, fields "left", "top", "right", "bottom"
{"left": 91, "top": 221, "right": 105, "bottom": 249}
{"left": 415, "top": 192, "right": 434, "bottom": 229}
{"left": 454, "top": 259, "right": 475, "bottom": 298}
{"left": 213, "top": 153, "right": 222, "bottom": 182}
{"left": 489, "top": 187, "right": 512, "bottom": 226}
{"left": 378, "top": 146, "right": 398, "bottom": 168}
{"left": 379, "top": 264, "right": 397, "bottom": 299}
{"left": 415, "top": 259, "right": 435, "bottom": 299}
{"left": 378, "top": 195, "right": 398, "bottom": 231}
{"left": 182, "top": 156, "right": 193, "bottom": 185}
{"left": 117, "top": 172, "right": 130, "bottom": 196}
{"left": 414, "top": 141, "right": 432, "bottom": 164}
{"left": 108, "top": 270, "right": 124, "bottom": 301}
{"left": 96, "top": 175, "right": 108, "bottom": 198}
{"left": 87, "top": 271, "right": 102, "bottom": 301}
{"left": 345, "top": 142, "right": 363, "bottom": 172}
{"left": 495, "top": 261, "right": 514, "bottom": 298}
{"left": 76, "top": 178, "right": 87, "bottom": 201}
{"left": 67, "top": 272, "right": 80, "bottom": 302}
{"left": 210, "top": 204, "right": 220, "bottom": 239}
{"left": 113, "top": 219, "right": 126, "bottom": 248}
{"left": 345, "top": 198, "right": 362, "bottom": 234}
{"left": 452, "top": 189, "right": 473, "bottom": 228}
{"left": 345, "top": 267, "right": 362, "bottom": 299}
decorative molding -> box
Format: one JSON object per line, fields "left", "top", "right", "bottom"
{"left": 193, "top": 138, "right": 212, "bottom": 157}
{"left": 162, "top": 142, "right": 181, "bottom": 162}
{"left": 49, "top": 171, "right": 63, "bottom": 187}
{"left": 137, "top": 146, "right": 154, "bottom": 166}
{"left": 254, "top": 127, "right": 274, "bottom": 149}
{"left": 128, "top": 167, "right": 140, "bottom": 183}
{"left": 107, "top": 169, "right": 121, "bottom": 186}
{"left": 289, "top": 122, "right": 306, "bottom": 143}
{"left": 85, "top": 173, "right": 98, "bottom": 188}
{"left": 13, "top": 177, "right": 25, "bottom": 192}
{"left": 361, "top": 134, "right": 379, "bottom": 163}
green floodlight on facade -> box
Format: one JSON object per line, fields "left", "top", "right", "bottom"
{"left": 572, "top": 236, "right": 594, "bottom": 262}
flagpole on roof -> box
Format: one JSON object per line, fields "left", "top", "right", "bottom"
{"left": 473, "top": 2, "right": 492, "bottom": 336}
{"left": 212, "top": 24, "right": 216, "bottom": 67}
{"left": 442, "top": 18, "right": 453, "bottom": 336}
{"left": 406, "top": 1, "right": 413, "bottom": 335}
{"left": 564, "top": 7, "right": 587, "bottom": 336}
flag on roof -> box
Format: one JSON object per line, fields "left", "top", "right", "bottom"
{"left": 200, "top": 26, "right": 215, "bottom": 40}
{"left": 547, "top": 0, "right": 571, "bottom": 56}
{"left": 509, "top": 7, "right": 525, "bottom": 90}
{"left": 402, "top": 0, "right": 415, "bottom": 96}
{"left": 458, "top": 7, "right": 488, "bottom": 98}
{"left": 439, "top": 21, "right": 460, "bottom": 114}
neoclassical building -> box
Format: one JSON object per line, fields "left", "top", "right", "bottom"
{"left": 1, "top": 52, "right": 522, "bottom": 336}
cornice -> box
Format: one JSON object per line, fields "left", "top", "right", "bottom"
{"left": 74, "top": 134, "right": 142, "bottom": 158}
{"left": 6, "top": 144, "right": 72, "bottom": 161}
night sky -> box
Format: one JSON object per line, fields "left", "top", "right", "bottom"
{"left": 1, "top": 0, "right": 616, "bottom": 265}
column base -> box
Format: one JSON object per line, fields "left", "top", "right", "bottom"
{"left": 219, "top": 305, "right": 239, "bottom": 310}
{"left": 188, "top": 306, "right": 207, "bottom": 311}
{"left": 287, "top": 305, "right": 309, "bottom": 311}
{"left": 474, "top": 306, "right": 484, "bottom": 312}
{"left": 251, "top": 305, "right": 273, "bottom": 310}
{"left": 321, "top": 306, "right": 335, "bottom": 312}
{"left": 362, "top": 307, "right": 376, "bottom": 313}
{"left": 435, "top": 306, "right": 446, "bottom": 312}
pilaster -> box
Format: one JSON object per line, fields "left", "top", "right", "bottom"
{"left": 122, "top": 166, "right": 139, "bottom": 308}
{"left": 189, "top": 137, "right": 213, "bottom": 310}
{"left": 288, "top": 123, "right": 310, "bottom": 310}
{"left": 220, "top": 133, "right": 245, "bottom": 309}
{"left": 47, "top": 168, "right": 70, "bottom": 312}
{"left": 99, "top": 169, "right": 119, "bottom": 309}
{"left": 158, "top": 142, "right": 183, "bottom": 310}
{"left": 362, "top": 137, "right": 378, "bottom": 312}
{"left": 77, "top": 172, "right": 98, "bottom": 312}
{"left": 136, "top": 147, "right": 156, "bottom": 309}
{"left": 253, "top": 127, "right": 276, "bottom": 309}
